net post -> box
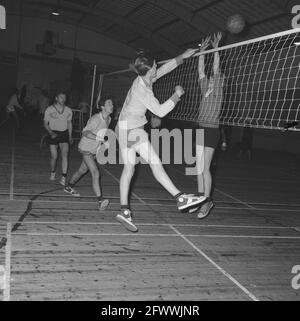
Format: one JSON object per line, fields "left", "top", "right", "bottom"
{"left": 96, "top": 74, "right": 104, "bottom": 110}
{"left": 89, "top": 65, "right": 97, "bottom": 119}
{"left": 3, "top": 223, "right": 11, "bottom": 301}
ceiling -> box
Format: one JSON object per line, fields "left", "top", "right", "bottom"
{"left": 9, "top": 0, "right": 299, "bottom": 59}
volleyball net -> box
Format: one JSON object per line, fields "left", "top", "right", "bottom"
{"left": 95, "top": 28, "right": 300, "bottom": 131}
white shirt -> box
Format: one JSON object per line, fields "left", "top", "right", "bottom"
{"left": 118, "top": 58, "right": 183, "bottom": 130}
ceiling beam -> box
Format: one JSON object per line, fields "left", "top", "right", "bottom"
{"left": 8, "top": 12, "right": 136, "bottom": 55}
{"left": 147, "top": 0, "right": 221, "bottom": 37}
{"left": 76, "top": 0, "right": 101, "bottom": 26}
{"left": 123, "top": 1, "right": 146, "bottom": 19}
{"left": 152, "top": 18, "right": 179, "bottom": 33}
{"left": 25, "top": 0, "right": 180, "bottom": 55}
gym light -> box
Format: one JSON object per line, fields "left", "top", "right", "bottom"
{"left": 51, "top": 7, "right": 60, "bottom": 16}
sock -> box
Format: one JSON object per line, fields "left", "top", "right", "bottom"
{"left": 62, "top": 173, "right": 67, "bottom": 178}
{"left": 97, "top": 196, "right": 103, "bottom": 202}
{"left": 174, "top": 192, "right": 183, "bottom": 200}
{"left": 121, "top": 205, "right": 130, "bottom": 211}
{"left": 69, "top": 182, "right": 75, "bottom": 188}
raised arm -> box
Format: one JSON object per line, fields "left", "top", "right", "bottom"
{"left": 198, "top": 36, "right": 210, "bottom": 81}
{"left": 211, "top": 32, "right": 222, "bottom": 76}
{"left": 155, "top": 48, "right": 198, "bottom": 82}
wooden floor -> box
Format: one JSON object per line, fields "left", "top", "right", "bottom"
{"left": 0, "top": 118, "right": 300, "bottom": 301}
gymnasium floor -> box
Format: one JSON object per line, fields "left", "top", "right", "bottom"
{"left": 0, "top": 118, "right": 300, "bottom": 301}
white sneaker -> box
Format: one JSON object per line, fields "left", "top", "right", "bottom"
{"left": 64, "top": 186, "right": 80, "bottom": 197}
{"left": 60, "top": 176, "right": 66, "bottom": 186}
{"left": 177, "top": 193, "right": 206, "bottom": 211}
{"left": 50, "top": 172, "right": 56, "bottom": 181}
{"left": 115, "top": 209, "right": 138, "bottom": 232}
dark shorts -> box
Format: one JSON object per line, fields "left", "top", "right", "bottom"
{"left": 197, "top": 126, "right": 220, "bottom": 149}
{"left": 48, "top": 130, "right": 69, "bottom": 145}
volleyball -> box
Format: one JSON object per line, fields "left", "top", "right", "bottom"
{"left": 226, "top": 14, "right": 245, "bottom": 34}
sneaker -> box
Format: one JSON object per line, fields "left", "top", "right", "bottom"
{"left": 64, "top": 186, "right": 80, "bottom": 197}
{"left": 98, "top": 198, "right": 110, "bottom": 211}
{"left": 177, "top": 193, "right": 206, "bottom": 211}
{"left": 115, "top": 209, "right": 138, "bottom": 232}
{"left": 197, "top": 200, "right": 214, "bottom": 219}
{"left": 50, "top": 172, "right": 56, "bottom": 181}
{"left": 60, "top": 176, "right": 66, "bottom": 186}
{"left": 188, "top": 193, "right": 205, "bottom": 214}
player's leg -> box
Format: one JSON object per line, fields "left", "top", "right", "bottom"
{"left": 202, "top": 146, "right": 215, "bottom": 198}
{"left": 116, "top": 146, "right": 138, "bottom": 232}
{"left": 195, "top": 144, "right": 205, "bottom": 195}
{"left": 136, "top": 140, "right": 206, "bottom": 210}
{"left": 49, "top": 144, "right": 58, "bottom": 180}
{"left": 59, "top": 142, "right": 69, "bottom": 186}
{"left": 197, "top": 146, "right": 216, "bottom": 219}
{"left": 64, "top": 159, "right": 88, "bottom": 196}
{"left": 83, "top": 153, "right": 109, "bottom": 211}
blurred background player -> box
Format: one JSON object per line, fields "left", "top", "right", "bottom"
{"left": 0, "top": 88, "right": 24, "bottom": 129}
{"left": 64, "top": 97, "right": 114, "bottom": 211}
{"left": 44, "top": 92, "right": 73, "bottom": 185}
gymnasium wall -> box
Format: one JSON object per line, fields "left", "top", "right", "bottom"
{"left": 0, "top": 13, "right": 135, "bottom": 110}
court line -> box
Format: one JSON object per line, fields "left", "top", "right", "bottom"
{"left": 101, "top": 166, "right": 147, "bottom": 205}
{"left": 168, "top": 224, "right": 259, "bottom": 301}
{"left": 9, "top": 129, "right": 15, "bottom": 201}
{"left": 168, "top": 165, "right": 256, "bottom": 210}
{"left": 3, "top": 221, "right": 300, "bottom": 230}
{"left": 3, "top": 223, "right": 11, "bottom": 301}
{"left": 1, "top": 198, "right": 300, "bottom": 213}
{"left": 10, "top": 232, "right": 300, "bottom": 240}
{"left": 214, "top": 188, "right": 256, "bottom": 210}
{"left": 1, "top": 191, "right": 300, "bottom": 208}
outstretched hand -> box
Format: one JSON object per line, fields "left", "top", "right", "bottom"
{"left": 175, "top": 85, "right": 185, "bottom": 97}
{"left": 211, "top": 32, "right": 222, "bottom": 48}
{"left": 181, "top": 48, "right": 198, "bottom": 59}
{"left": 198, "top": 36, "right": 211, "bottom": 52}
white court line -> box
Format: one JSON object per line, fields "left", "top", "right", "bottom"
{"left": 4, "top": 223, "right": 11, "bottom": 301}
{"left": 1, "top": 190, "right": 300, "bottom": 208}
{"left": 6, "top": 221, "right": 300, "bottom": 230}
{"left": 1, "top": 198, "right": 300, "bottom": 213}
{"left": 168, "top": 224, "right": 259, "bottom": 301}
{"left": 11, "top": 232, "right": 300, "bottom": 240}
{"left": 215, "top": 188, "right": 256, "bottom": 210}
{"left": 101, "top": 166, "right": 147, "bottom": 205}
{"left": 9, "top": 129, "right": 15, "bottom": 201}
{"left": 168, "top": 165, "right": 256, "bottom": 210}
